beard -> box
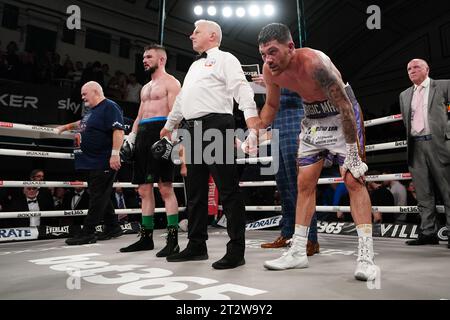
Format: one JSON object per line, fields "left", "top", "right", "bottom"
{"left": 145, "top": 64, "right": 158, "bottom": 75}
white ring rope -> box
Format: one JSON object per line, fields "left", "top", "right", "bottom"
{"left": 0, "top": 114, "right": 404, "bottom": 137}
{"left": 2, "top": 204, "right": 443, "bottom": 219}
{"left": 0, "top": 148, "right": 74, "bottom": 159}
{"left": 0, "top": 121, "right": 74, "bottom": 136}
{"left": 0, "top": 138, "right": 407, "bottom": 163}
{"left": 0, "top": 173, "right": 412, "bottom": 189}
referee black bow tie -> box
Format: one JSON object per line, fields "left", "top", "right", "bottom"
{"left": 28, "top": 199, "right": 37, "bottom": 204}
{"left": 195, "top": 51, "right": 207, "bottom": 60}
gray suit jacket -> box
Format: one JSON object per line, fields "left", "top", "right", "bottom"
{"left": 399, "top": 78, "right": 450, "bottom": 167}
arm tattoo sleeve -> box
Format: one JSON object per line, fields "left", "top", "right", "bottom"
{"left": 313, "top": 67, "right": 357, "bottom": 143}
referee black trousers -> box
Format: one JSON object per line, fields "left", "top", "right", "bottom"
{"left": 184, "top": 113, "right": 246, "bottom": 258}
{"left": 83, "top": 169, "right": 119, "bottom": 233}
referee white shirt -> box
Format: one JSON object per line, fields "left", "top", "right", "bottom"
{"left": 164, "top": 46, "right": 258, "bottom": 131}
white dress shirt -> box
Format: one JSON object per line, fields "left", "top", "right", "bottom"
{"left": 411, "top": 77, "right": 431, "bottom": 136}
{"left": 27, "top": 196, "right": 40, "bottom": 227}
{"left": 165, "top": 47, "right": 258, "bottom": 131}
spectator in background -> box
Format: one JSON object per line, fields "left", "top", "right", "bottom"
{"left": 126, "top": 73, "right": 143, "bottom": 103}
{"left": 51, "top": 53, "right": 65, "bottom": 80}
{"left": 73, "top": 61, "right": 84, "bottom": 83}
{"left": 402, "top": 181, "right": 421, "bottom": 224}
{"left": 8, "top": 186, "right": 55, "bottom": 227}
{"left": 61, "top": 184, "right": 89, "bottom": 226}
{"left": 63, "top": 57, "right": 75, "bottom": 80}
{"left": 382, "top": 171, "right": 407, "bottom": 206}
{"left": 63, "top": 185, "right": 90, "bottom": 211}
{"left": 81, "top": 61, "right": 104, "bottom": 88}
{"left": 366, "top": 172, "right": 395, "bottom": 223}
{"left": 406, "top": 181, "right": 417, "bottom": 206}
{"left": 5, "top": 41, "right": 20, "bottom": 80}
{"left": 107, "top": 70, "right": 127, "bottom": 100}
{"left": 53, "top": 187, "right": 66, "bottom": 210}
{"left": 18, "top": 51, "right": 38, "bottom": 82}
{"left": 102, "top": 64, "right": 112, "bottom": 87}
{"left": 29, "top": 169, "right": 53, "bottom": 200}
{"left": 112, "top": 187, "right": 140, "bottom": 222}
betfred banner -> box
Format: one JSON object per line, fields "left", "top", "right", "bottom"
{"left": 208, "top": 175, "right": 218, "bottom": 216}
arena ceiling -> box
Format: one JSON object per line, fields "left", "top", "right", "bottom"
{"left": 84, "top": 0, "right": 450, "bottom": 79}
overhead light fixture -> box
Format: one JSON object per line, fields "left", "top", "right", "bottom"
{"left": 248, "top": 4, "right": 260, "bottom": 17}
{"left": 207, "top": 5, "right": 217, "bottom": 16}
{"left": 194, "top": 5, "right": 203, "bottom": 16}
{"left": 222, "top": 6, "right": 232, "bottom": 18}
{"left": 236, "top": 7, "right": 245, "bottom": 18}
{"left": 263, "top": 4, "right": 275, "bottom": 16}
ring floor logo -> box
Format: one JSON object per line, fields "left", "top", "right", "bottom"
{"left": 29, "top": 253, "right": 267, "bottom": 299}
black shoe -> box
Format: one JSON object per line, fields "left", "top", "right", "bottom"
{"left": 166, "top": 242, "right": 208, "bottom": 262}
{"left": 120, "top": 228, "right": 154, "bottom": 252}
{"left": 65, "top": 233, "right": 97, "bottom": 246}
{"left": 156, "top": 226, "right": 180, "bottom": 258}
{"left": 97, "top": 225, "right": 123, "bottom": 241}
{"left": 406, "top": 234, "right": 439, "bottom": 245}
{"left": 212, "top": 255, "right": 245, "bottom": 270}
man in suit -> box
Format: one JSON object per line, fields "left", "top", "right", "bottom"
{"left": 62, "top": 184, "right": 90, "bottom": 226}
{"left": 8, "top": 186, "right": 54, "bottom": 227}
{"left": 399, "top": 58, "right": 450, "bottom": 248}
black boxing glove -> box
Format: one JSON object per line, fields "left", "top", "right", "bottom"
{"left": 151, "top": 136, "right": 173, "bottom": 161}
{"left": 120, "top": 132, "right": 136, "bottom": 162}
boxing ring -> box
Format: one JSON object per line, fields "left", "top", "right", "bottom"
{"left": 0, "top": 117, "right": 449, "bottom": 300}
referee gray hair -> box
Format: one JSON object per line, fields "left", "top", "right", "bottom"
{"left": 195, "top": 19, "right": 222, "bottom": 46}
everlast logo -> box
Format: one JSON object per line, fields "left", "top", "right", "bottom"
{"left": 64, "top": 210, "right": 85, "bottom": 216}
{"left": 0, "top": 94, "right": 38, "bottom": 109}
{"left": 58, "top": 98, "right": 81, "bottom": 114}
{"left": 46, "top": 226, "right": 70, "bottom": 235}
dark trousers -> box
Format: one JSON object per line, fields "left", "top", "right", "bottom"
{"left": 184, "top": 114, "right": 246, "bottom": 258}
{"left": 83, "top": 169, "right": 119, "bottom": 233}
{"left": 409, "top": 140, "right": 450, "bottom": 235}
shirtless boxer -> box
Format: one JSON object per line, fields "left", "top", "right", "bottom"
{"left": 120, "top": 44, "right": 181, "bottom": 257}
{"left": 255, "top": 23, "right": 378, "bottom": 281}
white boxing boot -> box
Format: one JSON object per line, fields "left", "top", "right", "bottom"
{"left": 263, "top": 234, "right": 309, "bottom": 270}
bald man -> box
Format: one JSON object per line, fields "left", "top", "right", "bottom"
{"left": 119, "top": 44, "right": 182, "bottom": 257}
{"left": 57, "top": 81, "right": 125, "bottom": 245}
{"left": 160, "top": 20, "right": 260, "bottom": 269}
{"left": 399, "top": 58, "right": 450, "bottom": 247}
